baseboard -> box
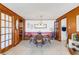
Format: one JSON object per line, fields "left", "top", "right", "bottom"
{"left": 0, "top": 45, "right": 13, "bottom": 53}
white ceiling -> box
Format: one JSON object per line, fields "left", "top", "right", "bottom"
{"left": 3, "top": 3, "right": 79, "bottom": 20}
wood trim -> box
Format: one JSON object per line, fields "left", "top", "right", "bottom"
{"left": 56, "top": 6, "right": 79, "bottom": 41}
{"left": 0, "top": 11, "right": 1, "bottom": 52}
{"left": 14, "top": 39, "right": 22, "bottom": 47}
{"left": 22, "top": 19, "right": 25, "bottom": 40}
{"left": 56, "top": 6, "right": 79, "bottom": 55}
{"left": 57, "top": 6, "right": 79, "bottom": 21}
{"left": 0, "top": 3, "right": 24, "bottom": 19}
{"left": 12, "top": 16, "right": 15, "bottom": 46}
{"left": 0, "top": 45, "right": 13, "bottom": 53}
{"left": 0, "top": 12, "right": 13, "bottom": 53}
{"left": 0, "top": 3, "right": 24, "bottom": 53}
{"left": 24, "top": 20, "right": 26, "bottom": 40}
{"left": 55, "top": 21, "right": 61, "bottom": 41}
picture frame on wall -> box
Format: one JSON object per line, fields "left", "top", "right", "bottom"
{"left": 34, "top": 24, "right": 47, "bottom": 29}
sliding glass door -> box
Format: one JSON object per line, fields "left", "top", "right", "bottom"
{"left": 0, "top": 12, "right": 13, "bottom": 50}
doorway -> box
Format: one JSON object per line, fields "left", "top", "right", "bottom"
{"left": 61, "top": 18, "right": 67, "bottom": 41}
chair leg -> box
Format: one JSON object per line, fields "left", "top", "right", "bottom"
{"left": 48, "top": 40, "right": 51, "bottom": 44}
{"left": 36, "top": 44, "right": 38, "bottom": 47}
{"left": 41, "top": 44, "right": 43, "bottom": 47}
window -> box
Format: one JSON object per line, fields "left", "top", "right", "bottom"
{"left": 1, "top": 42, "right": 5, "bottom": 49}
{"left": 0, "top": 12, "right": 13, "bottom": 49}
{"left": 1, "top": 13, "right": 5, "bottom": 20}
{"left": 1, "top": 20, "right": 5, "bottom": 27}
{"left": 1, "top": 35, "right": 5, "bottom": 42}
{"left": 1, "top": 28, "right": 5, "bottom": 34}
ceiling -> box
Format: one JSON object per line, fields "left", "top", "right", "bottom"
{"left": 3, "top": 3, "right": 79, "bottom": 20}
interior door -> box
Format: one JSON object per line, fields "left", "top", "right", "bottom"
{"left": 61, "top": 18, "right": 67, "bottom": 41}
{"left": 0, "top": 12, "right": 13, "bottom": 50}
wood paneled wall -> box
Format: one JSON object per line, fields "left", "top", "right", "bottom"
{"left": 55, "top": 21, "right": 61, "bottom": 41}
{"left": 0, "top": 4, "right": 24, "bottom": 53}
{"left": 56, "top": 6, "right": 79, "bottom": 42}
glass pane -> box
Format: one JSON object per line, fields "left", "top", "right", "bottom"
{"left": 6, "top": 15, "right": 9, "bottom": 21}
{"left": 1, "top": 35, "right": 5, "bottom": 42}
{"left": 9, "top": 40, "right": 12, "bottom": 45}
{"left": 6, "top": 28, "right": 9, "bottom": 34}
{"left": 1, "top": 42, "right": 5, "bottom": 49}
{"left": 1, "top": 13, "right": 5, "bottom": 20}
{"left": 1, "top": 28, "right": 5, "bottom": 34}
{"left": 6, "top": 21, "right": 9, "bottom": 27}
{"left": 9, "top": 34, "right": 12, "bottom": 40}
{"left": 6, "top": 34, "right": 9, "bottom": 40}
{"left": 9, "top": 16, "right": 12, "bottom": 22}
{"left": 6, "top": 40, "right": 9, "bottom": 47}
{"left": 9, "top": 28, "right": 12, "bottom": 33}
{"left": 16, "top": 20, "right": 19, "bottom": 29}
{"left": 9, "top": 22, "right": 12, "bottom": 27}
{"left": 1, "top": 20, "right": 5, "bottom": 27}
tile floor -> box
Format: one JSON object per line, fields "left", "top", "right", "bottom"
{"left": 3, "top": 40, "right": 70, "bottom": 55}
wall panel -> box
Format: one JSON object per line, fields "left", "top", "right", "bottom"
{"left": 0, "top": 4, "right": 24, "bottom": 53}
{"left": 56, "top": 6, "right": 79, "bottom": 43}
